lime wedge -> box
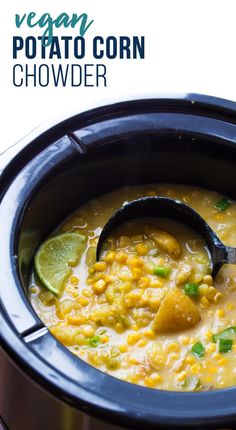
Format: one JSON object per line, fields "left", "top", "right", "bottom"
{"left": 34, "top": 233, "right": 86, "bottom": 296}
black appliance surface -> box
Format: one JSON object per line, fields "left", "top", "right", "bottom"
{"left": 1, "top": 94, "right": 236, "bottom": 430}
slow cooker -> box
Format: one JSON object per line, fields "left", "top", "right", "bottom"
{"left": 1, "top": 94, "right": 236, "bottom": 430}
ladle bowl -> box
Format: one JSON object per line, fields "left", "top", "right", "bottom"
{"left": 97, "top": 197, "right": 236, "bottom": 277}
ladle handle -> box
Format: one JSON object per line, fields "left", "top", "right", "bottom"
{"left": 226, "top": 247, "right": 236, "bottom": 265}
{"left": 212, "top": 244, "right": 236, "bottom": 276}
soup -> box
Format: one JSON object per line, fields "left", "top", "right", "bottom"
{"left": 29, "top": 184, "right": 236, "bottom": 391}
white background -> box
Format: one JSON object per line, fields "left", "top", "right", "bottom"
{"left": 1, "top": 0, "right": 236, "bottom": 153}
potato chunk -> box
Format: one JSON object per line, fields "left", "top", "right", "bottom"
{"left": 152, "top": 230, "right": 182, "bottom": 259}
{"left": 152, "top": 287, "right": 200, "bottom": 333}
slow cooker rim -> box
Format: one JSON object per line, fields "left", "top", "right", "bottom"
{"left": 2, "top": 314, "right": 236, "bottom": 430}
{"left": 2, "top": 92, "right": 236, "bottom": 186}
{"left": 2, "top": 94, "right": 236, "bottom": 428}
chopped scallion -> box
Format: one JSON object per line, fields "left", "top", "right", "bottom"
{"left": 153, "top": 266, "right": 171, "bottom": 278}
{"left": 184, "top": 283, "right": 199, "bottom": 297}
{"left": 219, "top": 338, "right": 233, "bottom": 353}
{"left": 215, "top": 198, "right": 231, "bottom": 212}
{"left": 87, "top": 336, "right": 101, "bottom": 347}
{"left": 212, "top": 326, "right": 236, "bottom": 343}
{"left": 183, "top": 376, "right": 201, "bottom": 391}
{"left": 191, "top": 342, "right": 205, "bottom": 358}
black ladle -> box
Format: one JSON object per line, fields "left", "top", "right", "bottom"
{"left": 96, "top": 197, "right": 236, "bottom": 277}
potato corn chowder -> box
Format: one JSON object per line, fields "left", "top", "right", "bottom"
{"left": 29, "top": 184, "right": 236, "bottom": 392}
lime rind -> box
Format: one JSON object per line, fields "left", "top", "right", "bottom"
{"left": 34, "top": 232, "right": 86, "bottom": 296}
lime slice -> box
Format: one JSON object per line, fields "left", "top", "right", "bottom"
{"left": 34, "top": 233, "right": 86, "bottom": 295}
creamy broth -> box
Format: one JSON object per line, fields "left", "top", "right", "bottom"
{"left": 29, "top": 184, "right": 236, "bottom": 391}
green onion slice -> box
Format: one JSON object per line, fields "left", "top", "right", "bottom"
{"left": 212, "top": 326, "right": 236, "bottom": 343}
{"left": 191, "top": 342, "right": 205, "bottom": 358}
{"left": 184, "top": 283, "right": 199, "bottom": 297}
{"left": 215, "top": 198, "right": 231, "bottom": 212}
{"left": 87, "top": 336, "right": 101, "bottom": 347}
{"left": 183, "top": 376, "right": 201, "bottom": 391}
{"left": 219, "top": 338, "right": 233, "bottom": 353}
{"left": 153, "top": 266, "right": 171, "bottom": 278}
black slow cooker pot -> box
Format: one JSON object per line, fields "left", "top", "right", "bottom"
{"left": 1, "top": 95, "right": 236, "bottom": 430}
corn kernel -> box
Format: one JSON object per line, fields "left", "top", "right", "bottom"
{"left": 203, "top": 275, "right": 213, "bottom": 286}
{"left": 129, "top": 357, "right": 139, "bottom": 365}
{"left": 131, "top": 268, "right": 143, "bottom": 280}
{"left": 177, "top": 371, "right": 187, "bottom": 381}
{"left": 93, "top": 279, "right": 107, "bottom": 295}
{"left": 82, "top": 326, "right": 95, "bottom": 337}
{"left": 207, "top": 286, "right": 217, "bottom": 300}
{"left": 194, "top": 273, "right": 203, "bottom": 283}
{"left": 78, "top": 297, "right": 89, "bottom": 307}
{"left": 209, "top": 366, "right": 217, "bottom": 374}
{"left": 144, "top": 377, "right": 156, "bottom": 387}
{"left": 145, "top": 263, "right": 156, "bottom": 275}
{"left": 138, "top": 276, "right": 150, "bottom": 288}
{"left": 127, "top": 333, "right": 141, "bottom": 345}
{"left": 94, "top": 261, "right": 106, "bottom": 271}
{"left": 204, "top": 330, "right": 213, "bottom": 342}
{"left": 124, "top": 290, "right": 141, "bottom": 307}
{"left": 218, "top": 357, "right": 229, "bottom": 366}
{"left": 119, "top": 270, "right": 132, "bottom": 282}
{"left": 128, "top": 256, "right": 144, "bottom": 268}
{"left": 119, "top": 344, "right": 128, "bottom": 353}
{"left": 181, "top": 336, "right": 190, "bottom": 346}
{"left": 200, "top": 296, "right": 210, "bottom": 307}
{"left": 205, "top": 376, "right": 213, "bottom": 383}
{"left": 87, "top": 351, "right": 99, "bottom": 366}
{"left": 190, "top": 337, "right": 197, "bottom": 345}
{"left": 127, "top": 374, "right": 139, "bottom": 383}
{"left": 101, "top": 335, "right": 109, "bottom": 344}
{"left": 67, "top": 315, "right": 86, "bottom": 325}
{"left": 82, "top": 289, "right": 92, "bottom": 298}
{"left": 214, "top": 292, "right": 223, "bottom": 303}
{"left": 137, "top": 339, "right": 148, "bottom": 347}
{"left": 93, "top": 272, "right": 105, "bottom": 282}
{"left": 207, "top": 343, "right": 216, "bottom": 353}
{"left": 157, "top": 257, "right": 165, "bottom": 266}
{"left": 104, "top": 275, "right": 112, "bottom": 284}
{"left": 103, "top": 251, "right": 115, "bottom": 264}
{"left": 119, "top": 282, "right": 132, "bottom": 294}
{"left": 115, "top": 323, "right": 124, "bottom": 333}
{"left": 150, "top": 279, "right": 164, "bottom": 288}
{"left": 185, "top": 356, "right": 195, "bottom": 365}
{"left": 216, "top": 309, "right": 225, "bottom": 318}
{"left": 226, "top": 303, "right": 234, "bottom": 311}
{"left": 150, "top": 373, "right": 162, "bottom": 383}
{"left": 135, "top": 243, "right": 148, "bottom": 256}
{"left": 131, "top": 324, "right": 139, "bottom": 331}
{"left": 190, "top": 364, "right": 200, "bottom": 374}
{"left": 165, "top": 342, "right": 180, "bottom": 353}
{"left": 169, "top": 353, "right": 179, "bottom": 361}
{"left": 143, "top": 329, "right": 156, "bottom": 340}
{"left": 70, "top": 276, "right": 79, "bottom": 285}
{"left": 116, "top": 251, "right": 128, "bottom": 263}
{"left": 199, "top": 284, "right": 209, "bottom": 296}
{"left": 72, "top": 291, "right": 79, "bottom": 298}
